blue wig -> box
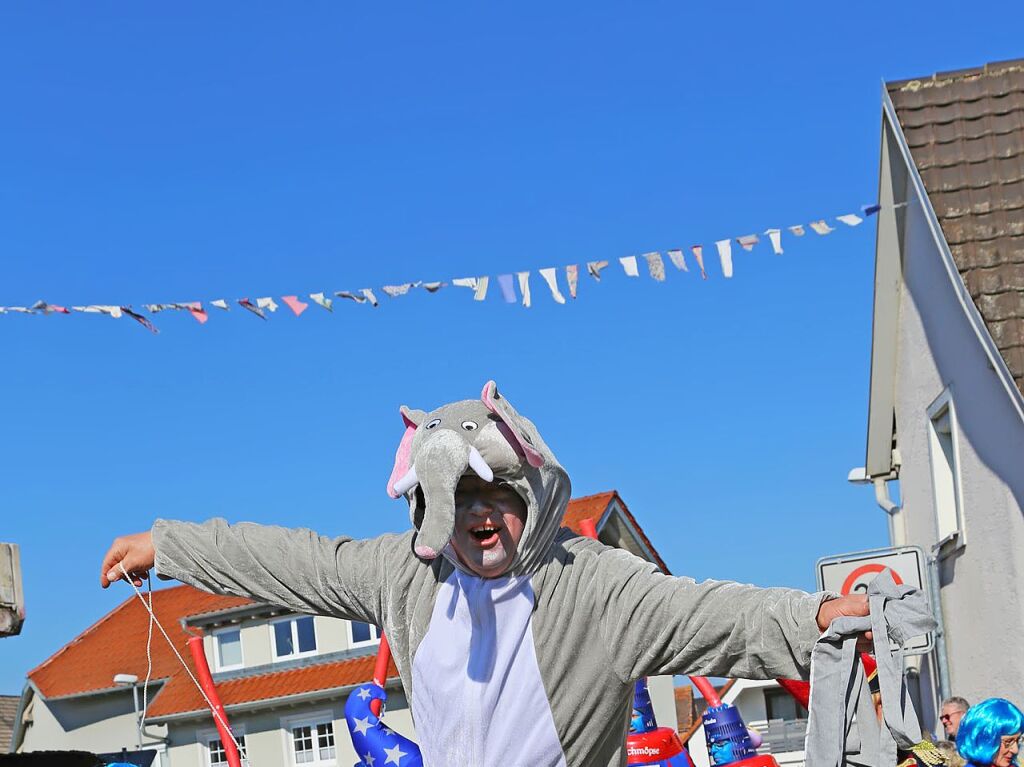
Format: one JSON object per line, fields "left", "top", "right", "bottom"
{"left": 957, "top": 698, "right": 1024, "bottom": 766}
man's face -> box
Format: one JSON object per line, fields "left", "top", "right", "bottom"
{"left": 940, "top": 704, "right": 966, "bottom": 738}
{"left": 994, "top": 733, "right": 1021, "bottom": 767}
{"left": 448, "top": 475, "right": 527, "bottom": 578}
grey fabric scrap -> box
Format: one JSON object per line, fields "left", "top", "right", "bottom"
{"left": 804, "top": 571, "right": 935, "bottom": 767}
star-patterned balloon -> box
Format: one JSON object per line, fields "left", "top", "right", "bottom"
{"left": 344, "top": 683, "right": 423, "bottom": 767}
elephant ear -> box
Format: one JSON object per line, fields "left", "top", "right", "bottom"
{"left": 480, "top": 380, "right": 545, "bottom": 468}
{"left": 386, "top": 405, "right": 426, "bottom": 498}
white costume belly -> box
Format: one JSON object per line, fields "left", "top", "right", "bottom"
{"left": 411, "top": 569, "right": 566, "bottom": 767}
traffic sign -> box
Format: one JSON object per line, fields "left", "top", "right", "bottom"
{"left": 816, "top": 546, "right": 933, "bottom": 654}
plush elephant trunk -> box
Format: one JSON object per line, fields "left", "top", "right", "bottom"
{"left": 404, "top": 430, "right": 494, "bottom": 559}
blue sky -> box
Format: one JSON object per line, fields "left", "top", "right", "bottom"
{"left": 1, "top": 3, "right": 1021, "bottom": 694}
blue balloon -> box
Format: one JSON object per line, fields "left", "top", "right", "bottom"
{"left": 344, "top": 683, "right": 423, "bottom": 767}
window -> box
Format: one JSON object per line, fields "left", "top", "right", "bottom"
{"left": 348, "top": 620, "right": 381, "bottom": 648}
{"left": 214, "top": 628, "right": 243, "bottom": 671}
{"left": 290, "top": 721, "right": 336, "bottom": 765}
{"left": 764, "top": 689, "right": 806, "bottom": 722}
{"left": 927, "top": 390, "right": 964, "bottom": 549}
{"left": 272, "top": 615, "right": 317, "bottom": 661}
{"left": 207, "top": 733, "right": 247, "bottom": 767}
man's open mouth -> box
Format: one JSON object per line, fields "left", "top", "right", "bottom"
{"left": 470, "top": 525, "right": 501, "bottom": 545}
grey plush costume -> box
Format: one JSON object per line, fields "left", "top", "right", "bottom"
{"left": 153, "top": 381, "right": 830, "bottom": 766}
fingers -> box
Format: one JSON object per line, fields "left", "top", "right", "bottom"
{"left": 100, "top": 534, "right": 153, "bottom": 588}
{"left": 100, "top": 540, "right": 126, "bottom": 588}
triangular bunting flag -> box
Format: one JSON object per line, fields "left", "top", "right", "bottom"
{"left": 837, "top": 213, "right": 863, "bottom": 227}
{"left": 788, "top": 225, "right": 805, "bottom": 236}
{"left": 497, "top": 274, "right": 516, "bottom": 303}
{"left": 690, "top": 246, "right": 707, "bottom": 280}
{"left": 310, "top": 293, "right": 333, "bottom": 311}
{"left": 619, "top": 255, "right": 639, "bottom": 277}
{"left": 586, "top": 260, "right": 609, "bottom": 281}
{"left": 565, "top": 265, "right": 579, "bottom": 299}
{"left": 643, "top": 252, "right": 665, "bottom": 281}
{"left": 238, "top": 298, "right": 266, "bottom": 319}
{"left": 715, "top": 239, "right": 734, "bottom": 278}
{"left": 539, "top": 268, "right": 566, "bottom": 304}
{"left": 764, "top": 228, "right": 783, "bottom": 255}
{"left": 809, "top": 220, "right": 834, "bottom": 235}
{"left": 737, "top": 234, "right": 759, "bottom": 252}
{"left": 666, "top": 249, "right": 687, "bottom": 272}
{"left": 517, "top": 272, "right": 532, "bottom": 308}
{"left": 282, "top": 295, "right": 309, "bottom": 316}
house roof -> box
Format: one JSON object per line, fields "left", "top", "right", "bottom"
{"left": 146, "top": 652, "right": 399, "bottom": 719}
{"left": 26, "top": 490, "right": 670, "bottom": 719}
{"left": 887, "top": 59, "right": 1024, "bottom": 394}
{"left": 0, "top": 695, "right": 19, "bottom": 754}
{"left": 563, "top": 490, "right": 672, "bottom": 574}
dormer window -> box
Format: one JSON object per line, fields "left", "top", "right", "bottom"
{"left": 348, "top": 620, "right": 381, "bottom": 649}
{"left": 213, "top": 627, "right": 243, "bottom": 672}
{"left": 272, "top": 615, "right": 317, "bottom": 661}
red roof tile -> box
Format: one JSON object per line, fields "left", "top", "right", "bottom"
{"left": 29, "top": 586, "right": 251, "bottom": 699}
{"left": 147, "top": 653, "right": 399, "bottom": 718}
{"left": 31, "top": 491, "right": 669, "bottom": 718}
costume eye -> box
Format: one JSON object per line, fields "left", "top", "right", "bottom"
{"left": 461, "top": 420, "right": 478, "bottom": 431}
{"left": 425, "top": 418, "right": 441, "bottom": 429}
{"left": 521, "top": 431, "right": 533, "bottom": 445}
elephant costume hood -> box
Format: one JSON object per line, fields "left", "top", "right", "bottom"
{"left": 386, "top": 381, "right": 571, "bottom": 577}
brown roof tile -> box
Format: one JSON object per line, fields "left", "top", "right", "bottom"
{"left": 0, "top": 695, "right": 19, "bottom": 754}
{"left": 888, "top": 59, "right": 1024, "bottom": 395}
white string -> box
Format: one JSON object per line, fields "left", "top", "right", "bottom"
{"left": 140, "top": 573, "right": 154, "bottom": 736}
{"left": 118, "top": 563, "right": 249, "bottom": 762}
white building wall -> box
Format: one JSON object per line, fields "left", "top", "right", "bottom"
{"left": 203, "top": 615, "right": 362, "bottom": 673}
{"left": 891, "top": 183, "right": 1024, "bottom": 710}
{"left": 18, "top": 688, "right": 168, "bottom": 756}
{"left": 164, "top": 691, "right": 414, "bottom": 767}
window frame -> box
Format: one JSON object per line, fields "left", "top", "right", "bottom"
{"left": 346, "top": 620, "right": 382, "bottom": 649}
{"left": 200, "top": 725, "right": 248, "bottom": 767}
{"left": 270, "top": 614, "right": 319, "bottom": 662}
{"left": 212, "top": 625, "right": 245, "bottom": 672}
{"left": 279, "top": 710, "right": 338, "bottom": 767}
{"left": 926, "top": 388, "right": 967, "bottom": 554}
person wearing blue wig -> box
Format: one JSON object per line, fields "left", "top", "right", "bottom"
{"left": 956, "top": 698, "right": 1024, "bottom": 767}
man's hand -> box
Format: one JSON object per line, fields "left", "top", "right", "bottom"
{"left": 816, "top": 594, "right": 873, "bottom": 651}
{"left": 100, "top": 532, "right": 155, "bottom": 588}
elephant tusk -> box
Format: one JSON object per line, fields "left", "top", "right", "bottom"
{"left": 468, "top": 446, "right": 494, "bottom": 482}
{"left": 392, "top": 466, "right": 419, "bottom": 496}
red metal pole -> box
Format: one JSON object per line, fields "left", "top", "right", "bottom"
{"left": 369, "top": 633, "right": 392, "bottom": 717}
{"left": 187, "top": 636, "right": 242, "bottom": 767}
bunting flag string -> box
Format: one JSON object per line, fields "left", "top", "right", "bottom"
{"left": 1, "top": 204, "right": 883, "bottom": 330}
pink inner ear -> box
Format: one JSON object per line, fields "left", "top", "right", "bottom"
{"left": 481, "top": 381, "right": 545, "bottom": 468}
{"left": 386, "top": 424, "right": 417, "bottom": 498}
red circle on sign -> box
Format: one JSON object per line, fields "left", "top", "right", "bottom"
{"left": 841, "top": 564, "right": 903, "bottom": 595}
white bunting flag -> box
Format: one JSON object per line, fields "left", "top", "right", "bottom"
{"left": 586, "top": 260, "right": 609, "bottom": 280}
{"left": 73, "top": 305, "right": 123, "bottom": 318}
{"left": 764, "top": 228, "right": 784, "bottom": 255}
{"left": 667, "top": 249, "right": 688, "bottom": 272}
{"left": 837, "top": 213, "right": 863, "bottom": 227}
{"left": 473, "top": 276, "right": 489, "bottom": 302}
{"left": 539, "top": 268, "right": 566, "bottom": 304}
{"left": 788, "top": 225, "right": 806, "bottom": 237}
{"left": 517, "top": 272, "right": 532, "bottom": 308}
{"left": 690, "top": 246, "right": 707, "bottom": 280}
{"left": 256, "top": 297, "right": 279, "bottom": 312}
{"left": 382, "top": 284, "right": 413, "bottom": 297}
{"left": 619, "top": 255, "right": 640, "bottom": 277}
{"left": 422, "top": 282, "right": 445, "bottom": 293}
{"left": 335, "top": 291, "right": 367, "bottom": 304}
{"left": 715, "top": 239, "right": 734, "bottom": 279}
{"left": 737, "top": 235, "right": 759, "bottom": 252}
{"left": 566, "top": 265, "right": 579, "bottom": 299}
{"left": 360, "top": 289, "right": 379, "bottom": 307}
{"left": 309, "top": 292, "right": 333, "bottom": 311}
{"left": 30, "top": 301, "right": 69, "bottom": 314}
{"left": 809, "top": 220, "right": 835, "bottom": 235}
{"left": 643, "top": 252, "right": 666, "bottom": 282}
{"left": 452, "top": 278, "right": 477, "bottom": 289}
{"left": 210, "top": 299, "right": 230, "bottom": 310}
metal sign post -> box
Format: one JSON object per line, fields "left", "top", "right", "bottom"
{"left": 816, "top": 545, "right": 933, "bottom": 654}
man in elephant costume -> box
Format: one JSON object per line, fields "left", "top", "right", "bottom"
{"left": 101, "top": 381, "right": 867, "bottom": 767}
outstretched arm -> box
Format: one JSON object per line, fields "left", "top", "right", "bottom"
{"left": 101, "top": 518, "right": 410, "bottom": 626}
{"left": 585, "top": 542, "right": 863, "bottom": 682}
